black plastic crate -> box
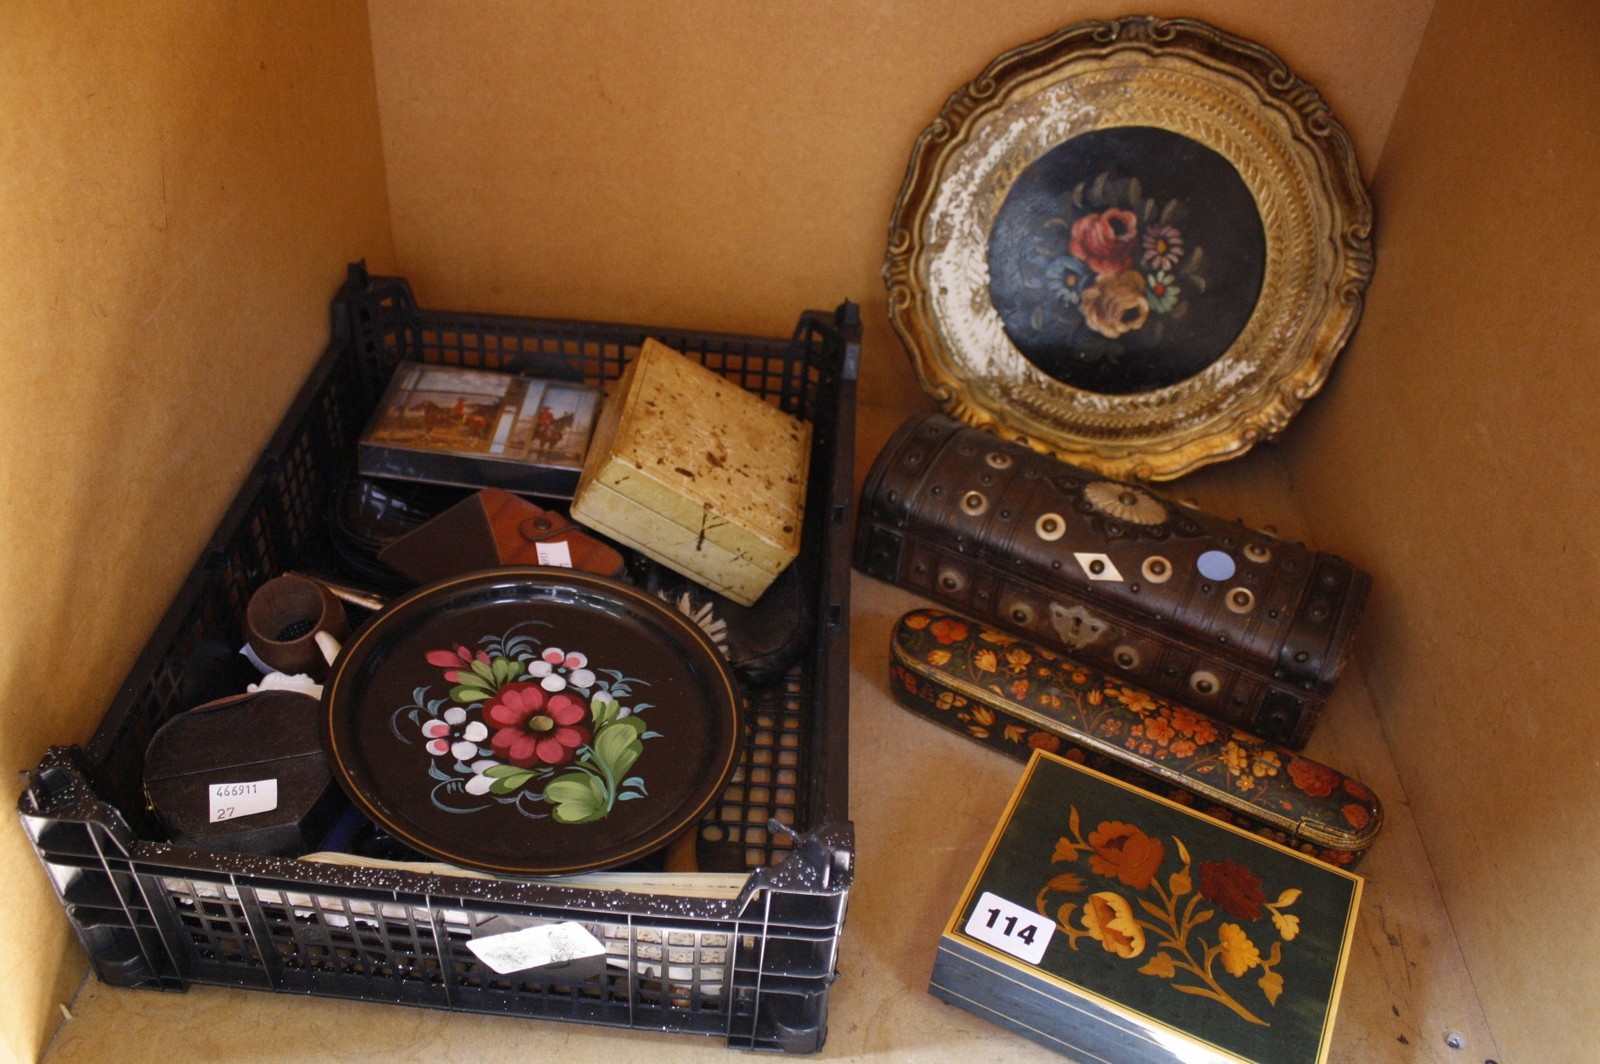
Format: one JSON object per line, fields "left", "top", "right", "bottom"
{"left": 20, "top": 263, "right": 859, "bottom": 1053}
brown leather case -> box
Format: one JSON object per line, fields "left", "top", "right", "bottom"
{"left": 855, "top": 413, "right": 1370, "bottom": 748}
{"left": 378, "top": 488, "right": 626, "bottom": 585}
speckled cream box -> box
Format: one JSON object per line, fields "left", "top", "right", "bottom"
{"left": 571, "top": 338, "right": 810, "bottom": 605}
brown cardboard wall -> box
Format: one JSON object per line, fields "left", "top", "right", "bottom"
{"left": 366, "top": 0, "right": 1433, "bottom": 407}
{"left": 0, "top": 4, "right": 395, "bottom": 1059}
{"left": 1283, "top": 0, "right": 1600, "bottom": 1059}
{"left": 10, "top": 2, "right": 1495, "bottom": 1060}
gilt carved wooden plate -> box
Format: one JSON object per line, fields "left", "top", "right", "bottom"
{"left": 884, "top": 17, "right": 1374, "bottom": 480}
{"left": 322, "top": 568, "right": 742, "bottom": 876}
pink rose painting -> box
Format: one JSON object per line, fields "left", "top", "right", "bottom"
{"left": 984, "top": 125, "right": 1265, "bottom": 394}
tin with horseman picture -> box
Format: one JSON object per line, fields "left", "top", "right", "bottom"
{"left": 358, "top": 361, "right": 601, "bottom": 498}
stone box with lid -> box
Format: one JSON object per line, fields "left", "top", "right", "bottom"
{"left": 572, "top": 337, "right": 811, "bottom": 607}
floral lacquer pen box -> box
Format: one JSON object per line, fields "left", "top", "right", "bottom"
{"left": 931, "top": 751, "right": 1361, "bottom": 1064}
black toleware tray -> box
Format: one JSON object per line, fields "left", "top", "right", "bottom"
{"left": 19, "top": 264, "right": 859, "bottom": 1053}
{"left": 325, "top": 568, "right": 743, "bottom": 876}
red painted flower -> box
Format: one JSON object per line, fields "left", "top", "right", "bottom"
{"left": 1069, "top": 208, "right": 1139, "bottom": 275}
{"left": 1288, "top": 757, "right": 1342, "bottom": 797}
{"left": 425, "top": 644, "right": 490, "bottom": 682}
{"left": 1198, "top": 859, "right": 1266, "bottom": 920}
{"left": 484, "top": 682, "right": 591, "bottom": 768}
{"left": 929, "top": 617, "right": 970, "bottom": 645}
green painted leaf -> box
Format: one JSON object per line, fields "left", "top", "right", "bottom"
{"left": 484, "top": 764, "right": 527, "bottom": 778}
{"left": 551, "top": 797, "right": 605, "bottom": 824}
{"left": 590, "top": 696, "right": 620, "bottom": 727}
{"left": 543, "top": 774, "right": 596, "bottom": 802}
{"left": 489, "top": 771, "right": 535, "bottom": 795}
{"left": 546, "top": 773, "right": 609, "bottom": 824}
{"left": 451, "top": 685, "right": 490, "bottom": 703}
{"left": 612, "top": 715, "right": 647, "bottom": 738}
{"left": 453, "top": 669, "right": 491, "bottom": 689}
{"left": 594, "top": 722, "right": 642, "bottom": 766}
{"left": 470, "top": 658, "right": 495, "bottom": 682}
{"left": 609, "top": 743, "right": 642, "bottom": 781}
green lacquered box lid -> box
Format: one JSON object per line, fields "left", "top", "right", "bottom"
{"left": 941, "top": 751, "right": 1362, "bottom": 1064}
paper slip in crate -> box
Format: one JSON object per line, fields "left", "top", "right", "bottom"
{"left": 572, "top": 337, "right": 811, "bottom": 606}
{"left": 890, "top": 608, "right": 1381, "bottom": 867}
{"left": 931, "top": 751, "right": 1362, "bottom": 1064}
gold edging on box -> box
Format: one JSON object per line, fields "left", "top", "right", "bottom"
{"left": 939, "top": 749, "right": 1364, "bottom": 1064}
{"left": 895, "top": 641, "right": 1372, "bottom": 851}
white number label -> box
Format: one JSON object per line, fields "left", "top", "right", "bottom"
{"left": 208, "top": 779, "right": 279, "bottom": 823}
{"left": 535, "top": 540, "right": 574, "bottom": 567}
{"left": 963, "top": 890, "right": 1053, "bottom": 965}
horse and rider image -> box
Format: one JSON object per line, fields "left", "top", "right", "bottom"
{"left": 529, "top": 404, "right": 579, "bottom": 458}
{"left": 364, "top": 364, "right": 600, "bottom": 469}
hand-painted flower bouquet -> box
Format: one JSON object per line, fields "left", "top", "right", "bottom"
{"left": 393, "top": 625, "right": 660, "bottom": 825}
{"left": 1003, "top": 171, "right": 1207, "bottom": 348}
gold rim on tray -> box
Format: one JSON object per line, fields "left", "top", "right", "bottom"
{"left": 884, "top": 16, "right": 1374, "bottom": 481}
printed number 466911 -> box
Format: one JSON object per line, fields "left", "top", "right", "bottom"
{"left": 207, "top": 779, "right": 278, "bottom": 825}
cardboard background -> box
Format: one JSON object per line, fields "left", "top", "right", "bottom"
{"left": 0, "top": 4, "right": 394, "bottom": 1059}
{"left": 1282, "top": 1, "right": 1600, "bottom": 1056}
{"left": 24, "top": 2, "right": 1595, "bottom": 1061}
